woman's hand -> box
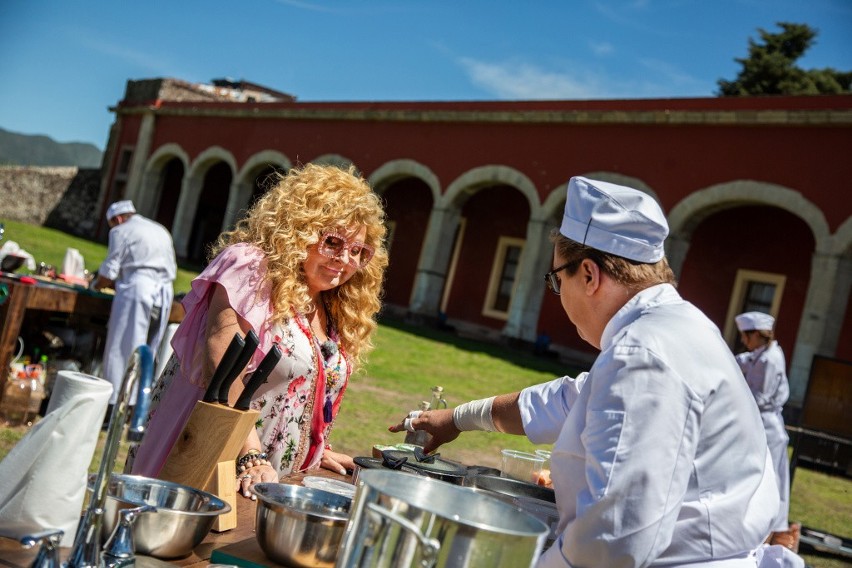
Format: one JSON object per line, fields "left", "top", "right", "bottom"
{"left": 236, "top": 461, "right": 278, "bottom": 499}
{"left": 321, "top": 449, "right": 354, "bottom": 476}
{"left": 387, "top": 408, "right": 460, "bottom": 454}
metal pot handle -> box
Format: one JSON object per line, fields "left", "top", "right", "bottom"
{"left": 365, "top": 502, "right": 441, "bottom": 568}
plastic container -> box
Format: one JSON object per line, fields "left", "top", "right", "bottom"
{"left": 500, "top": 449, "right": 545, "bottom": 483}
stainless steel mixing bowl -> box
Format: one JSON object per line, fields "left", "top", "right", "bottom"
{"left": 96, "top": 473, "right": 231, "bottom": 559}
{"left": 252, "top": 482, "right": 352, "bottom": 568}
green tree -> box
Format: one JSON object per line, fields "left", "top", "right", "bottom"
{"left": 717, "top": 22, "right": 852, "bottom": 96}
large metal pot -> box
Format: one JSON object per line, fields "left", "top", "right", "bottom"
{"left": 253, "top": 483, "right": 352, "bottom": 568}
{"left": 336, "top": 469, "right": 548, "bottom": 568}
{"left": 464, "top": 473, "right": 559, "bottom": 549}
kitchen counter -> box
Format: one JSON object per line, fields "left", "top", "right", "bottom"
{"left": 0, "top": 468, "right": 350, "bottom": 568}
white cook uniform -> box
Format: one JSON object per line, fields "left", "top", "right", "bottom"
{"left": 736, "top": 341, "right": 791, "bottom": 532}
{"left": 521, "top": 284, "right": 780, "bottom": 568}
{"left": 99, "top": 214, "right": 176, "bottom": 404}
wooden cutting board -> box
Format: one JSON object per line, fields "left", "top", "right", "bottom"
{"left": 209, "top": 537, "right": 288, "bottom": 568}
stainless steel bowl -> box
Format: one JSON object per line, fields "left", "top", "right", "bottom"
{"left": 96, "top": 474, "right": 231, "bottom": 559}
{"left": 252, "top": 482, "right": 351, "bottom": 568}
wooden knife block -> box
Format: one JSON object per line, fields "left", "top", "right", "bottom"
{"left": 158, "top": 401, "right": 259, "bottom": 530}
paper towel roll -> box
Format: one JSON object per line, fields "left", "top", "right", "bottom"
{"left": 0, "top": 371, "right": 112, "bottom": 546}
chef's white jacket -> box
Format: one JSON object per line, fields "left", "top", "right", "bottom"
{"left": 521, "top": 284, "right": 780, "bottom": 568}
{"left": 736, "top": 342, "right": 791, "bottom": 532}
{"left": 100, "top": 214, "right": 176, "bottom": 404}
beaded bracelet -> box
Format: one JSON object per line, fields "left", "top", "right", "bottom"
{"left": 236, "top": 450, "right": 270, "bottom": 472}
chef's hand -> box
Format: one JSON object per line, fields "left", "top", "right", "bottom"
{"left": 388, "top": 408, "right": 460, "bottom": 454}
{"left": 236, "top": 462, "right": 278, "bottom": 500}
{"left": 321, "top": 449, "right": 354, "bottom": 476}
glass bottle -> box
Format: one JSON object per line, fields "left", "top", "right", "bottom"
{"left": 404, "top": 400, "right": 432, "bottom": 447}
{"left": 429, "top": 386, "right": 447, "bottom": 411}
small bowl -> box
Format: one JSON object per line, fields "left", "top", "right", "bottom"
{"left": 253, "top": 482, "right": 351, "bottom": 568}
{"left": 95, "top": 474, "right": 231, "bottom": 559}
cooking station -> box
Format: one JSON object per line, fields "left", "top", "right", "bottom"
{"left": 0, "top": 456, "right": 556, "bottom": 568}
{"left": 0, "top": 273, "right": 184, "bottom": 405}
{"left": 0, "top": 311, "right": 553, "bottom": 567}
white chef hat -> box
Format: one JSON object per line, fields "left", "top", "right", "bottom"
{"left": 735, "top": 311, "right": 775, "bottom": 332}
{"left": 106, "top": 200, "right": 136, "bottom": 221}
{"left": 560, "top": 176, "right": 668, "bottom": 263}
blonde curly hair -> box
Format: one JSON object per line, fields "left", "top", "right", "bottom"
{"left": 210, "top": 163, "right": 388, "bottom": 368}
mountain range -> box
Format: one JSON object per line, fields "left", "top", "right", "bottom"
{"left": 0, "top": 127, "right": 103, "bottom": 168}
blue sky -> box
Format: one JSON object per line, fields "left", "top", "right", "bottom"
{"left": 1, "top": 0, "right": 850, "bottom": 151}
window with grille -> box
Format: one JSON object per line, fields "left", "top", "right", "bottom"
{"left": 483, "top": 236, "right": 525, "bottom": 319}
{"left": 724, "top": 269, "right": 786, "bottom": 349}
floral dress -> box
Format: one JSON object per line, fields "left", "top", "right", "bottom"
{"left": 251, "top": 313, "right": 349, "bottom": 473}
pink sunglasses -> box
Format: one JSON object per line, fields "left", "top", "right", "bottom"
{"left": 317, "top": 230, "right": 375, "bottom": 268}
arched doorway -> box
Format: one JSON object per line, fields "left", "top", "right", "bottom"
{"left": 678, "top": 205, "right": 814, "bottom": 360}
{"left": 249, "top": 166, "right": 285, "bottom": 211}
{"left": 155, "top": 157, "right": 183, "bottom": 231}
{"left": 443, "top": 185, "right": 531, "bottom": 329}
{"left": 187, "top": 162, "right": 232, "bottom": 265}
{"left": 381, "top": 177, "right": 434, "bottom": 308}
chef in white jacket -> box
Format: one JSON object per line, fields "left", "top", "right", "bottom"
{"left": 393, "top": 177, "right": 803, "bottom": 568}
{"left": 93, "top": 200, "right": 177, "bottom": 407}
{"left": 735, "top": 312, "right": 797, "bottom": 548}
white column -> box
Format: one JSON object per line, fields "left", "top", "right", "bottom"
{"left": 124, "top": 111, "right": 156, "bottom": 206}
{"left": 409, "top": 206, "right": 461, "bottom": 316}
{"left": 503, "top": 219, "right": 554, "bottom": 341}
{"left": 788, "top": 251, "right": 850, "bottom": 405}
{"left": 171, "top": 175, "right": 201, "bottom": 258}
{"left": 222, "top": 179, "right": 248, "bottom": 232}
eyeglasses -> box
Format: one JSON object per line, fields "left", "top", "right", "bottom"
{"left": 544, "top": 260, "right": 580, "bottom": 295}
{"left": 317, "top": 230, "right": 375, "bottom": 268}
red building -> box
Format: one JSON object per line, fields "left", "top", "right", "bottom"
{"left": 98, "top": 78, "right": 852, "bottom": 411}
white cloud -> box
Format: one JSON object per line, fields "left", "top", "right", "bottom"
{"left": 74, "top": 34, "right": 174, "bottom": 75}
{"left": 457, "top": 56, "right": 712, "bottom": 100}
{"left": 458, "top": 57, "right": 602, "bottom": 99}
{"left": 590, "top": 41, "right": 615, "bottom": 56}
{"left": 271, "top": 0, "right": 337, "bottom": 12}
{"left": 637, "top": 57, "right": 706, "bottom": 90}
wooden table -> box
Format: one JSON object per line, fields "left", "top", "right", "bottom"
{"left": 0, "top": 469, "right": 350, "bottom": 568}
{"left": 0, "top": 273, "right": 184, "bottom": 405}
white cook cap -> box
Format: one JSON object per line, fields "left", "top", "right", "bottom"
{"left": 106, "top": 200, "right": 136, "bottom": 221}
{"left": 735, "top": 311, "right": 775, "bottom": 332}
{"left": 560, "top": 176, "right": 668, "bottom": 263}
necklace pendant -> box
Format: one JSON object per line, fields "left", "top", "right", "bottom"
{"left": 323, "top": 398, "right": 333, "bottom": 423}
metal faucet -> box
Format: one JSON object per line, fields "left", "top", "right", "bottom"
{"left": 20, "top": 529, "right": 64, "bottom": 568}
{"left": 100, "top": 505, "right": 156, "bottom": 568}
{"left": 63, "top": 345, "right": 154, "bottom": 568}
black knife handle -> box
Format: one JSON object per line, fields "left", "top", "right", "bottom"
{"left": 218, "top": 329, "right": 260, "bottom": 405}
{"left": 235, "top": 344, "right": 282, "bottom": 411}
{"left": 202, "top": 332, "right": 245, "bottom": 403}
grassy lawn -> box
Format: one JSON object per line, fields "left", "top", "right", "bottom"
{"left": 1, "top": 220, "right": 849, "bottom": 566}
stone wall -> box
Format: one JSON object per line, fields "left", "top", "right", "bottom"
{"left": 0, "top": 166, "right": 102, "bottom": 239}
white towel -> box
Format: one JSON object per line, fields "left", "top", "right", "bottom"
{"left": 62, "top": 247, "right": 86, "bottom": 278}
{"left": 0, "top": 371, "right": 112, "bottom": 546}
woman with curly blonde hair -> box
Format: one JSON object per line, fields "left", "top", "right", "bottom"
{"left": 128, "top": 163, "right": 387, "bottom": 495}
